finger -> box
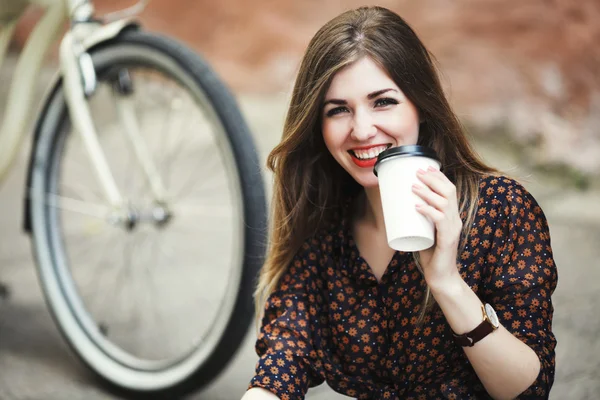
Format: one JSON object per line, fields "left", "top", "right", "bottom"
{"left": 417, "top": 168, "right": 456, "bottom": 199}
{"left": 412, "top": 183, "right": 448, "bottom": 211}
{"left": 417, "top": 167, "right": 450, "bottom": 188}
{"left": 415, "top": 202, "right": 445, "bottom": 223}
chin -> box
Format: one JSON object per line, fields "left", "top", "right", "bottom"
{"left": 351, "top": 174, "right": 379, "bottom": 189}
{"left": 360, "top": 181, "right": 380, "bottom": 189}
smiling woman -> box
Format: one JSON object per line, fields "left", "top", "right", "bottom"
{"left": 244, "top": 6, "right": 557, "bottom": 400}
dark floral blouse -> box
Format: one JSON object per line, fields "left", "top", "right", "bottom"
{"left": 249, "top": 175, "right": 557, "bottom": 400}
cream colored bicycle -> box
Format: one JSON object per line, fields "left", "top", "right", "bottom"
{"left": 0, "top": 0, "right": 267, "bottom": 397}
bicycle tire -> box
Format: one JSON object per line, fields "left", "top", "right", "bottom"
{"left": 27, "top": 29, "right": 267, "bottom": 398}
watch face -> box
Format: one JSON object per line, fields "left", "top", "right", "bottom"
{"left": 485, "top": 303, "right": 500, "bottom": 328}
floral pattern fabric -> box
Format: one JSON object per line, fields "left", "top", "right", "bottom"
{"left": 249, "top": 175, "right": 557, "bottom": 399}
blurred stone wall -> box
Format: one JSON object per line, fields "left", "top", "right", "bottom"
{"left": 11, "top": 0, "right": 600, "bottom": 175}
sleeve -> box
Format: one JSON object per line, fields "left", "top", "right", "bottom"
{"left": 248, "top": 239, "right": 325, "bottom": 400}
{"left": 483, "top": 179, "right": 558, "bottom": 399}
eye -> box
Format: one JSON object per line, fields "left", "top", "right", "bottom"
{"left": 374, "top": 97, "right": 399, "bottom": 108}
{"left": 326, "top": 106, "right": 349, "bottom": 117}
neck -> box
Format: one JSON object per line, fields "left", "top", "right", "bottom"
{"left": 360, "top": 186, "right": 386, "bottom": 230}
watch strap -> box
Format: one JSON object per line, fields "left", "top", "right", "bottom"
{"left": 453, "top": 319, "right": 495, "bottom": 347}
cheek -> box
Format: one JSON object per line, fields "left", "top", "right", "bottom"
{"left": 385, "top": 108, "right": 420, "bottom": 139}
{"left": 322, "top": 120, "right": 347, "bottom": 151}
{"left": 398, "top": 116, "right": 420, "bottom": 135}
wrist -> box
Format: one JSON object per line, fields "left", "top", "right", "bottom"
{"left": 426, "top": 268, "right": 464, "bottom": 296}
{"left": 428, "top": 274, "right": 484, "bottom": 335}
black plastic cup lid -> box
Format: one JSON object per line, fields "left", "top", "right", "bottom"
{"left": 373, "top": 145, "right": 439, "bottom": 176}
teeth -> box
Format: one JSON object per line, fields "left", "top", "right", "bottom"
{"left": 352, "top": 145, "right": 389, "bottom": 160}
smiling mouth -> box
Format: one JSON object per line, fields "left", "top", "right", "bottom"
{"left": 348, "top": 144, "right": 392, "bottom": 161}
{"left": 348, "top": 144, "right": 392, "bottom": 168}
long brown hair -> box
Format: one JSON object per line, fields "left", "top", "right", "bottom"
{"left": 255, "top": 6, "right": 498, "bottom": 322}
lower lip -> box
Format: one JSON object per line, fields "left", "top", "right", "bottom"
{"left": 350, "top": 153, "right": 378, "bottom": 168}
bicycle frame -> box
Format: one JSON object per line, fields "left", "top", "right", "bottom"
{"left": 0, "top": 0, "right": 65, "bottom": 184}
{"left": 0, "top": 0, "right": 168, "bottom": 213}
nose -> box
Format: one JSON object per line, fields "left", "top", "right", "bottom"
{"left": 350, "top": 108, "right": 377, "bottom": 141}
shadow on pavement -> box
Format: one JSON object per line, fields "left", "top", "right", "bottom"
{"left": 0, "top": 299, "right": 94, "bottom": 384}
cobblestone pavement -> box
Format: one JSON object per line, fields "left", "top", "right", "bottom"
{"left": 1, "top": 66, "right": 599, "bottom": 398}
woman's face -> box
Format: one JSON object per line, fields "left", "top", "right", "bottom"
{"left": 321, "top": 56, "right": 420, "bottom": 188}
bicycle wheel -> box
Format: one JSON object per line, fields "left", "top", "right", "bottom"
{"left": 27, "top": 30, "right": 267, "bottom": 398}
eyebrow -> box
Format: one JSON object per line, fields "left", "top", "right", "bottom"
{"left": 323, "top": 88, "right": 397, "bottom": 107}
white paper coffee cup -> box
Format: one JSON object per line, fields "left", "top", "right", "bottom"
{"left": 373, "top": 145, "right": 441, "bottom": 252}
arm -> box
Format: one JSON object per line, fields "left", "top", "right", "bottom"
{"left": 245, "top": 243, "right": 326, "bottom": 400}
{"left": 430, "top": 276, "right": 542, "bottom": 400}
{"left": 242, "top": 388, "right": 280, "bottom": 400}
{"left": 414, "top": 172, "right": 557, "bottom": 399}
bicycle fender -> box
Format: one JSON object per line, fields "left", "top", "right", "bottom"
{"left": 22, "top": 19, "right": 141, "bottom": 233}
{"left": 81, "top": 17, "right": 141, "bottom": 51}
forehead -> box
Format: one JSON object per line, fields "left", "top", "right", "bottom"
{"left": 325, "top": 57, "right": 399, "bottom": 98}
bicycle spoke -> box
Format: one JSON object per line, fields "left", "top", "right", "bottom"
{"left": 59, "top": 181, "right": 105, "bottom": 204}
{"left": 141, "top": 235, "right": 169, "bottom": 353}
{"left": 44, "top": 192, "right": 110, "bottom": 219}
{"left": 60, "top": 228, "right": 113, "bottom": 259}
{"left": 158, "top": 238, "right": 231, "bottom": 272}
{"left": 169, "top": 201, "right": 233, "bottom": 219}
{"left": 156, "top": 98, "right": 180, "bottom": 189}
{"left": 107, "top": 235, "right": 137, "bottom": 329}
{"left": 77, "top": 236, "right": 121, "bottom": 294}
{"left": 173, "top": 161, "right": 226, "bottom": 200}
{"left": 75, "top": 235, "right": 125, "bottom": 314}
{"left": 127, "top": 232, "right": 154, "bottom": 339}
{"left": 161, "top": 103, "right": 206, "bottom": 161}
{"left": 177, "top": 180, "right": 230, "bottom": 202}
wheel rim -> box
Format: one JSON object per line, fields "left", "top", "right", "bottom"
{"left": 42, "top": 46, "right": 246, "bottom": 374}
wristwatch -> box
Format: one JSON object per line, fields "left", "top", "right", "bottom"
{"left": 453, "top": 303, "right": 500, "bottom": 347}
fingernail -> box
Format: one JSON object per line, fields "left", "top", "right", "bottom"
{"left": 427, "top": 166, "right": 436, "bottom": 172}
{"left": 412, "top": 184, "right": 421, "bottom": 190}
{"left": 417, "top": 169, "right": 426, "bottom": 174}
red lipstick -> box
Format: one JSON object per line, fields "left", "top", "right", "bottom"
{"left": 350, "top": 154, "right": 378, "bottom": 168}
{"left": 348, "top": 144, "right": 390, "bottom": 168}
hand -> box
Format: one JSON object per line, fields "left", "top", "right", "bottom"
{"left": 242, "top": 388, "right": 280, "bottom": 399}
{"left": 412, "top": 166, "right": 462, "bottom": 288}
